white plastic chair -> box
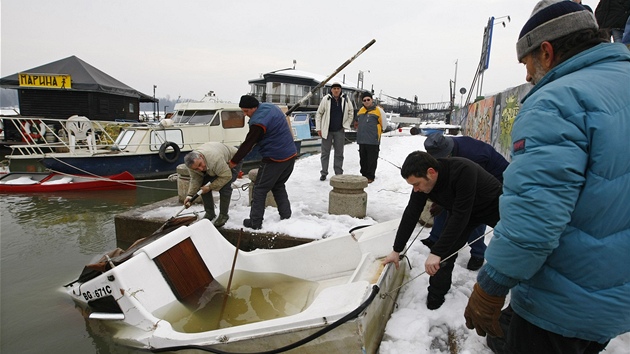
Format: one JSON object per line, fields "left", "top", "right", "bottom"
{"left": 66, "top": 115, "right": 96, "bottom": 154}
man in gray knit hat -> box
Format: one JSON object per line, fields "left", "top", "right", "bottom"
{"left": 464, "top": 0, "right": 630, "bottom": 353}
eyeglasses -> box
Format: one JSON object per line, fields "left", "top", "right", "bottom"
{"left": 362, "top": 98, "right": 372, "bottom": 102}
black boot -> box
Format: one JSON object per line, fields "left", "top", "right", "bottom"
{"left": 201, "top": 192, "right": 216, "bottom": 221}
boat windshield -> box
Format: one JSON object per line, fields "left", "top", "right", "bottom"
{"left": 172, "top": 110, "right": 218, "bottom": 125}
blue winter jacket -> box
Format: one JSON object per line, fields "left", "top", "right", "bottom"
{"left": 248, "top": 103, "right": 297, "bottom": 161}
{"left": 484, "top": 43, "right": 630, "bottom": 342}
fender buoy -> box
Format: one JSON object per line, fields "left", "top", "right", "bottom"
{"left": 158, "top": 141, "right": 180, "bottom": 163}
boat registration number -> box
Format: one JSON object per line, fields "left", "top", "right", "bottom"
{"left": 82, "top": 286, "right": 112, "bottom": 301}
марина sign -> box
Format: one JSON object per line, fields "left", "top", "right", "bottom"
{"left": 18, "top": 73, "right": 72, "bottom": 89}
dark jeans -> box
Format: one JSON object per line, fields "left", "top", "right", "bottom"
{"left": 358, "top": 144, "right": 379, "bottom": 180}
{"left": 250, "top": 158, "right": 295, "bottom": 225}
{"left": 429, "top": 210, "right": 487, "bottom": 258}
{"left": 488, "top": 307, "right": 609, "bottom": 354}
{"left": 428, "top": 254, "right": 457, "bottom": 297}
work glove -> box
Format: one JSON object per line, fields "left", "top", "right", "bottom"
{"left": 429, "top": 203, "right": 443, "bottom": 217}
{"left": 464, "top": 283, "right": 505, "bottom": 337}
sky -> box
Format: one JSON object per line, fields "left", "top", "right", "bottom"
{"left": 0, "top": 0, "right": 596, "bottom": 105}
{"left": 143, "top": 131, "right": 630, "bottom": 353}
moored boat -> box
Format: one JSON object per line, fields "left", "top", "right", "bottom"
{"left": 4, "top": 97, "right": 302, "bottom": 179}
{"left": 63, "top": 218, "right": 407, "bottom": 353}
{"left": 0, "top": 171, "right": 135, "bottom": 193}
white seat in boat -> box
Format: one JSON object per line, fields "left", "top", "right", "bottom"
{"left": 66, "top": 115, "right": 96, "bottom": 154}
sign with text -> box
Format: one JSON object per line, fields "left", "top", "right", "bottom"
{"left": 18, "top": 73, "right": 72, "bottom": 89}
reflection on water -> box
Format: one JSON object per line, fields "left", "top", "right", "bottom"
{"left": 1, "top": 180, "right": 178, "bottom": 354}
{"left": 154, "top": 270, "right": 319, "bottom": 333}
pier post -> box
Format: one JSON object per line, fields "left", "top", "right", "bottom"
{"left": 247, "top": 169, "right": 277, "bottom": 207}
{"left": 328, "top": 175, "right": 368, "bottom": 218}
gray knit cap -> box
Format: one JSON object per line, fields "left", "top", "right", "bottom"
{"left": 516, "top": 0, "right": 598, "bottom": 61}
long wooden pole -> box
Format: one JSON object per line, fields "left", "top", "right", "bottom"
{"left": 217, "top": 228, "right": 243, "bottom": 326}
{"left": 285, "top": 39, "right": 376, "bottom": 117}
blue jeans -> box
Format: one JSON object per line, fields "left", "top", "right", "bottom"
{"left": 428, "top": 209, "right": 486, "bottom": 258}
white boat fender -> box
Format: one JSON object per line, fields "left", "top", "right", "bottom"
{"left": 158, "top": 141, "right": 180, "bottom": 163}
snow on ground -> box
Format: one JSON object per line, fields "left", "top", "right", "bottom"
{"left": 151, "top": 131, "right": 630, "bottom": 353}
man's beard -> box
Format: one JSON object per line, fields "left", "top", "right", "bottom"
{"left": 531, "top": 57, "right": 548, "bottom": 85}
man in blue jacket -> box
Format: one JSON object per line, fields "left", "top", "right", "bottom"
{"left": 464, "top": 1, "right": 630, "bottom": 353}
{"left": 423, "top": 132, "right": 509, "bottom": 271}
{"left": 230, "top": 95, "right": 297, "bottom": 230}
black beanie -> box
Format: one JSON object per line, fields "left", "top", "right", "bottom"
{"left": 361, "top": 91, "right": 373, "bottom": 99}
{"left": 239, "top": 95, "right": 259, "bottom": 108}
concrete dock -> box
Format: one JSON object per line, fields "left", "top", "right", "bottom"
{"left": 114, "top": 196, "right": 312, "bottom": 251}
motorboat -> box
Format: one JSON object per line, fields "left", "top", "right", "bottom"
{"left": 0, "top": 171, "right": 135, "bottom": 193}
{"left": 63, "top": 218, "right": 407, "bottom": 353}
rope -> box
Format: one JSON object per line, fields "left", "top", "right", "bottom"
{"left": 382, "top": 228, "right": 494, "bottom": 297}
{"left": 46, "top": 156, "right": 177, "bottom": 191}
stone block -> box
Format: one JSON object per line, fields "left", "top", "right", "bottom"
{"left": 328, "top": 175, "right": 368, "bottom": 218}
{"left": 247, "top": 169, "right": 277, "bottom": 207}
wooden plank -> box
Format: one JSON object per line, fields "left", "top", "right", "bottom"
{"left": 154, "top": 238, "right": 214, "bottom": 305}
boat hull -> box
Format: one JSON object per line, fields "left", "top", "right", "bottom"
{"left": 0, "top": 171, "right": 135, "bottom": 193}
{"left": 64, "top": 219, "right": 406, "bottom": 353}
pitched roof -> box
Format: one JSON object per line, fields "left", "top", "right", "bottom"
{"left": 0, "top": 55, "right": 155, "bottom": 102}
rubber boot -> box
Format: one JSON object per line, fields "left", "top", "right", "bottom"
{"left": 214, "top": 195, "right": 231, "bottom": 227}
{"left": 201, "top": 192, "right": 216, "bottom": 221}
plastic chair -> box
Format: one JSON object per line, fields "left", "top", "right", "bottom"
{"left": 66, "top": 115, "right": 96, "bottom": 153}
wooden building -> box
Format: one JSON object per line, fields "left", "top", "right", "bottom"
{"left": 0, "top": 55, "right": 156, "bottom": 121}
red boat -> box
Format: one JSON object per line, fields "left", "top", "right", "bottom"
{"left": 0, "top": 171, "right": 135, "bottom": 193}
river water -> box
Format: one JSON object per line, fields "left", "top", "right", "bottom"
{"left": 1, "top": 181, "right": 177, "bottom": 354}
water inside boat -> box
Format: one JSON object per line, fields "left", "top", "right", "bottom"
{"left": 152, "top": 270, "right": 320, "bottom": 333}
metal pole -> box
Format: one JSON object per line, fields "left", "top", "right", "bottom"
{"left": 285, "top": 39, "right": 376, "bottom": 117}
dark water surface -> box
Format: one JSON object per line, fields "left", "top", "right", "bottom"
{"left": 1, "top": 181, "right": 178, "bottom": 354}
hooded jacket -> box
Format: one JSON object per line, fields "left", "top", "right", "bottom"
{"left": 485, "top": 43, "right": 630, "bottom": 342}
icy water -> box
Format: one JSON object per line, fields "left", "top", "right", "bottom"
{"left": 0, "top": 181, "right": 178, "bottom": 354}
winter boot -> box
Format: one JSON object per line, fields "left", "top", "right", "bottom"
{"left": 213, "top": 194, "right": 231, "bottom": 227}
{"left": 214, "top": 214, "right": 229, "bottom": 228}
{"left": 201, "top": 192, "right": 216, "bottom": 221}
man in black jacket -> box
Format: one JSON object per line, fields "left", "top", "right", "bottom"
{"left": 383, "top": 151, "right": 502, "bottom": 309}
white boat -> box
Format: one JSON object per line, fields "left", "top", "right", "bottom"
{"left": 4, "top": 96, "right": 301, "bottom": 179}
{"left": 63, "top": 218, "right": 407, "bottom": 353}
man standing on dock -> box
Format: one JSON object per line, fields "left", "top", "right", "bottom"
{"left": 383, "top": 151, "right": 502, "bottom": 310}
{"left": 315, "top": 82, "right": 354, "bottom": 181}
{"left": 230, "top": 95, "right": 297, "bottom": 230}
{"left": 354, "top": 91, "right": 385, "bottom": 183}
{"left": 422, "top": 132, "right": 509, "bottom": 271}
{"left": 464, "top": 1, "right": 630, "bottom": 352}
{"left": 184, "top": 142, "right": 242, "bottom": 228}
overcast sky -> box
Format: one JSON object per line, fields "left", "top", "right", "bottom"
{"left": 0, "top": 0, "right": 596, "bottom": 105}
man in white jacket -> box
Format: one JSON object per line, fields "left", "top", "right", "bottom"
{"left": 314, "top": 82, "right": 354, "bottom": 181}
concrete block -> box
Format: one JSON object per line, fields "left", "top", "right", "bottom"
{"left": 328, "top": 175, "right": 368, "bottom": 218}
{"left": 247, "top": 168, "right": 277, "bottom": 207}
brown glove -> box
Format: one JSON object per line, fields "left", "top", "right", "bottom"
{"left": 464, "top": 283, "right": 506, "bottom": 337}
{"left": 429, "top": 203, "right": 443, "bottom": 217}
